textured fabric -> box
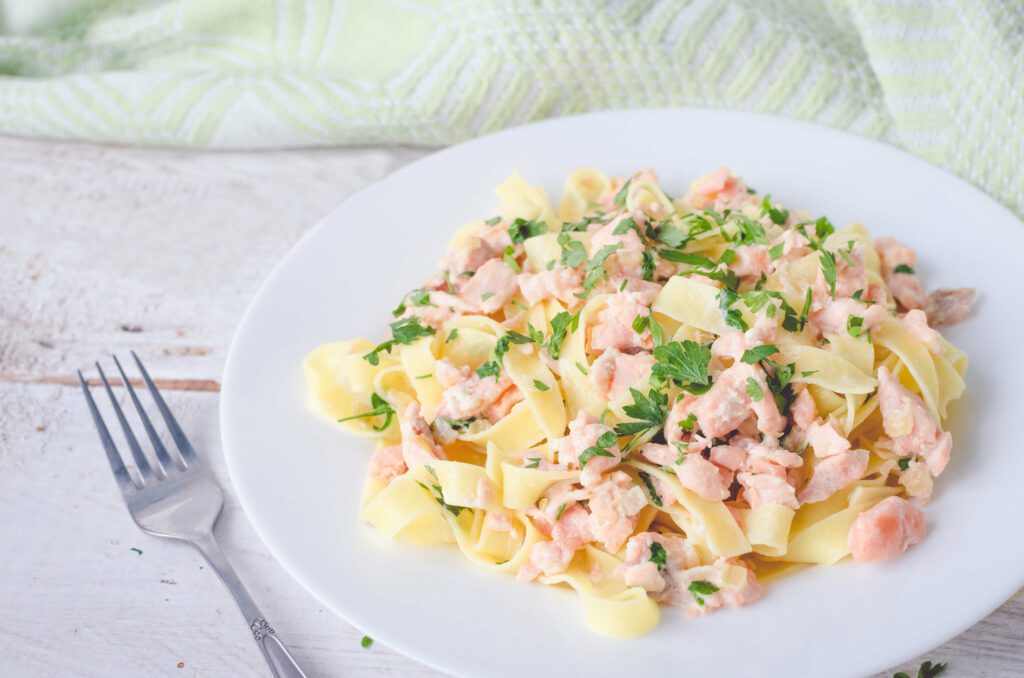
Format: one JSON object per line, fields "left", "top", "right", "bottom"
{"left": 0, "top": 0, "right": 1021, "bottom": 215}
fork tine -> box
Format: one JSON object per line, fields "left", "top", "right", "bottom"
{"left": 112, "top": 355, "right": 180, "bottom": 474}
{"left": 96, "top": 362, "right": 154, "bottom": 481}
{"left": 131, "top": 350, "right": 198, "bottom": 464}
{"left": 78, "top": 370, "right": 136, "bottom": 491}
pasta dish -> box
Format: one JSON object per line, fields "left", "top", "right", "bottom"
{"left": 303, "top": 167, "right": 973, "bottom": 637}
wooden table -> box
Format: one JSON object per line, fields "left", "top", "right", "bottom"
{"left": 1, "top": 136, "right": 1019, "bottom": 677}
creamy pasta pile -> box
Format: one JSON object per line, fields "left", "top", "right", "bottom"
{"left": 304, "top": 167, "right": 973, "bottom": 637}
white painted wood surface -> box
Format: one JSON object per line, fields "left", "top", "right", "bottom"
{"left": 0, "top": 135, "right": 1019, "bottom": 678}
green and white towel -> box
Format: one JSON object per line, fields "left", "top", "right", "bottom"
{"left": 1, "top": 0, "right": 1021, "bottom": 216}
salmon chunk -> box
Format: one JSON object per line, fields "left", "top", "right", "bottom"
{"left": 590, "top": 348, "right": 655, "bottom": 402}
{"left": 848, "top": 496, "right": 926, "bottom": 563}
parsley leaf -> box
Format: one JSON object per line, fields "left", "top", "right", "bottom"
{"left": 419, "top": 467, "right": 471, "bottom": 517}
{"left": 555, "top": 502, "right": 567, "bottom": 521}
{"left": 546, "top": 310, "right": 580, "bottom": 359}
{"left": 897, "top": 457, "right": 911, "bottom": 471}
{"left": 679, "top": 413, "right": 697, "bottom": 431}
{"left": 717, "top": 288, "right": 749, "bottom": 331}
{"left": 361, "top": 635, "right": 373, "bottom": 649}
{"left": 769, "top": 242, "right": 785, "bottom": 260}
{"left": 641, "top": 250, "right": 656, "bottom": 281}
{"left": 745, "top": 377, "right": 764, "bottom": 401}
{"left": 893, "top": 263, "right": 915, "bottom": 275}
{"left": 503, "top": 246, "right": 521, "bottom": 273}
{"left": 525, "top": 457, "right": 541, "bottom": 469}
{"left": 475, "top": 360, "right": 501, "bottom": 380}
{"left": 741, "top": 344, "right": 779, "bottom": 364}
{"left": 657, "top": 250, "right": 716, "bottom": 267}
{"left": 688, "top": 580, "right": 720, "bottom": 606}
{"left": 561, "top": 214, "right": 604, "bottom": 232}
{"left": 614, "top": 388, "right": 668, "bottom": 447}
{"left": 847, "top": 314, "right": 864, "bottom": 338}
{"left": 647, "top": 220, "right": 689, "bottom": 248}
{"left": 652, "top": 340, "right": 712, "bottom": 391}
{"left": 649, "top": 541, "right": 667, "bottom": 569}
{"left": 508, "top": 218, "right": 547, "bottom": 244}
{"left": 533, "top": 379, "right": 550, "bottom": 392}
{"left": 734, "top": 215, "right": 768, "bottom": 245}
{"left": 893, "top": 660, "right": 947, "bottom": 678}
{"left": 557, "top": 232, "right": 588, "bottom": 268}
{"left": 637, "top": 471, "right": 663, "bottom": 507}
{"left": 576, "top": 244, "right": 621, "bottom": 296}
{"left": 613, "top": 178, "right": 632, "bottom": 206}
{"left": 760, "top": 195, "right": 789, "bottom": 225}
{"left": 613, "top": 216, "right": 638, "bottom": 235}
{"left": 336, "top": 393, "right": 395, "bottom": 431}
{"left": 446, "top": 328, "right": 459, "bottom": 343}
{"left": 578, "top": 438, "right": 616, "bottom": 469}
{"left": 577, "top": 446, "right": 614, "bottom": 467}
{"left": 820, "top": 250, "right": 837, "bottom": 298}
{"left": 363, "top": 317, "right": 436, "bottom": 365}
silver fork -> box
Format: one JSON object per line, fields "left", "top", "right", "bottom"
{"left": 79, "top": 352, "right": 306, "bottom": 678}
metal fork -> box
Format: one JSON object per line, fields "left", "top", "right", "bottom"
{"left": 79, "top": 352, "right": 306, "bottom": 678}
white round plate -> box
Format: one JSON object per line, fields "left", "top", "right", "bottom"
{"left": 222, "top": 109, "right": 1024, "bottom": 678}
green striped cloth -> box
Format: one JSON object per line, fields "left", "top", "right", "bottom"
{"left": 1, "top": 1, "right": 1021, "bottom": 216}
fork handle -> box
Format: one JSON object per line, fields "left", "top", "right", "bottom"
{"left": 191, "top": 534, "right": 307, "bottom": 678}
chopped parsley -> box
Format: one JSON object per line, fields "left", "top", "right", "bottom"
{"left": 838, "top": 246, "right": 857, "bottom": 268}
{"left": 847, "top": 314, "right": 865, "bottom": 338}
{"left": 525, "top": 457, "right": 541, "bottom": 469}
{"left": 797, "top": 287, "right": 813, "bottom": 330}
{"left": 575, "top": 361, "right": 589, "bottom": 375}
{"left": 363, "top": 317, "right": 436, "bottom": 365}
{"left": 613, "top": 388, "right": 668, "bottom": 450}
{"left": 649, "top": 541, "right": 667, "bottom": 569}
{"left": 893, "top": 263, "right": 916, "bottom": 275}
{"left": 480, "top": 291, "right": 495, "bottom": 302}
{"left": 768, "top": 242, "right": 785, "bottom": 260}
{"left": 657, "top": 250, "right": 716, "bottom": 267}
{"left": 446, "top": 328, "right": 459, "bottom": 343}
{"left": 533, "top": 379, "right": 550, "bottom": 392}
{"left": 741, "top": 344, "right": 779, "bottom": 364}
{"left": 820, "top": 249, "right": 837, "bottom": 298}
{"left": 717, "top": 288, "right": 749, "bottom": 331}
{"left": 897, "top": 457, "right": 911, "bottom": 471}
{"left": 546, "top": 310, "right": 580, "bottom": 359}
{"left": 637, "top": 471, "right": 663, "bottom": 507}
{"left": 745, "top": 377, "right": 764, "bottom": 402}
{"left": 561, "top": 214, "right": 604, "bottom": 232}
{"left": 647, "top": 219, "right": 689, "bottom": 248}
{"left": 641, "top": 250, "right": 656, "bottom": 281}
{"left": 578, "top": 430, "right": 618, "bottom": 469}
{"left": 734, "top": 215, "right": 769, "bottom": 245}
{"left": 678, "top": 413, "right": 697, "bottom": 431}
{"left": 577, "top": 243, "right": 621, "bottom": 296}
{"left": 893, "top": 660, "right": 947, "bottom": 678}
{"left": 336, "top": 392, "right": 395, "bottom": 431}
{"left": 555, "top": 502, "right": 568, "bottom": 521}
{"left": 652, "top": 340, "right": 712, "bottom": 392}
{"left": 419, "top": 467, "right": 471, "bottom": 517}
{"left": 688, "top": 580, "right": 720, "bottom": 606}
{"left": 360, "top": 635, "right": 373, "bottom": 649}
{"left": 557, "top": 232, "right": 588, "bottom": 268}
{"left": 475, "top": 360, "right": 501, "bottom": 380}
{"left": 613, "top": 178, "right": 632, "bottom": 206}
{"left": 613, "top": 216, "right": 638, "bottom": 235}
{"left": 503, "top": 246, "right": 522, "bottom": 273}
{"left": 508, "top": 217, "right": 547, "bottom": 244}
{"left": 760, "top": 195, "right": 789, "bottom": 225}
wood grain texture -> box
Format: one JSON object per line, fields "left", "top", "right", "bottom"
{"left": 0, "top": 134, "right": 1019, "bottom": 678}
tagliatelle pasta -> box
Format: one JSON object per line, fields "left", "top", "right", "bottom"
{"left": 303, "top": 166, "right": 974, "bottom": 637}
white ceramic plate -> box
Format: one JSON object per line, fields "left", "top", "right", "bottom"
{"left": 222, "top": 109, "right": 1024, "bottom": 678}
